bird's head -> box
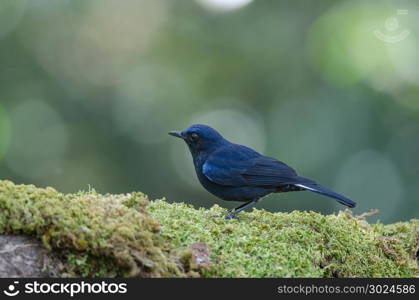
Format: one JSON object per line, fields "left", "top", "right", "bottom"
{"left": 169, "top": 124, "right": 226, "bottom": 156}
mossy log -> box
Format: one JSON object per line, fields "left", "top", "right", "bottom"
{"left": 0, "top": 180, "right": 417, "bottom": 278}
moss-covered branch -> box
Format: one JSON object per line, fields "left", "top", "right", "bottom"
{"left": 0, "top": 180, "right": 417, "bottom": 277}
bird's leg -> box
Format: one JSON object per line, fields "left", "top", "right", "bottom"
{"left": 228, "top": 201, "right": 253, "bottom": 213}
{"left": 225, "top": 199, "right": 259, "bottom": 220}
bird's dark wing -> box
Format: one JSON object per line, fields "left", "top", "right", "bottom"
{"left": 202, "top": 145, "right": 298, "bottom": 187}
{"left": 202, "top": 144, "right": 259, "bottom": 186}
{"left": 240, "top": 156, "right": 299, "bottom": 186}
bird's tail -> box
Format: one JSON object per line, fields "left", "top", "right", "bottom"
{"left": 293, "top": 177, "right": 356, "bottom": 208}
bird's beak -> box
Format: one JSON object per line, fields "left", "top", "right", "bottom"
{"left": 168, "top": 131, "right": 185, "bottom": 139}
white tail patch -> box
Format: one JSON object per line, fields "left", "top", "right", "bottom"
{"left": 295, "top": 184, "right": 317, "bottom": 192}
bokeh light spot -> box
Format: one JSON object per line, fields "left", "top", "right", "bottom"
{"left": 307, "top": 1, "right": 419, "bottom": 94}
{"left": 113, "top": 65, "right": 192, "bottom": 145}
{"left": 21, "top": 0, "right": 167, "bottom": 89}
{"left": 191, "top": 107, "right": 266, "bottom": 152}
{"left": 195, "top": 0, "right": 253, "bottom": 12}
{"left": 5, "top": 99, "right": 69, "bottom": 179}
{"left": 269, "top": 98, "right": 344, "bottom": 173}
{"left": 334, "top": 150, "right": 404, "bottom": 221}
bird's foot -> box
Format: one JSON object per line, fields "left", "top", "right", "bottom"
{"left": 224, "top": 212, "right": 239, "bottom": 220}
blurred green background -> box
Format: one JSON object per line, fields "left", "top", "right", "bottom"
{"left": 0, "top": 0, "right": 418, "bottom": 223}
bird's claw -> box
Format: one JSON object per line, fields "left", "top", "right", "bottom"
{"left": 224, "top": 213, "right": 239, "bottom": 220}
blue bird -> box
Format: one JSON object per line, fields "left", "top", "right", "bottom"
{"left": 169, "top": 124, "right": 356, "bottom": 219}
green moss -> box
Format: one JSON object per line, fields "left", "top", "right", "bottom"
{"left": 0, "top": 180, "right": 417, "bottom": 277}
{"left": 148, "top": 201, "right": 418, "bottom": 277}
{"left": 373, "top": 220, "right": 419, "bottom": 264}
{"left": 0, "top": 180, "right": 183, "bottom": 277}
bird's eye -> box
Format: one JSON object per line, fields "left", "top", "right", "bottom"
{"left": 190, "top": 132, "right": 199, "bottom": 142}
